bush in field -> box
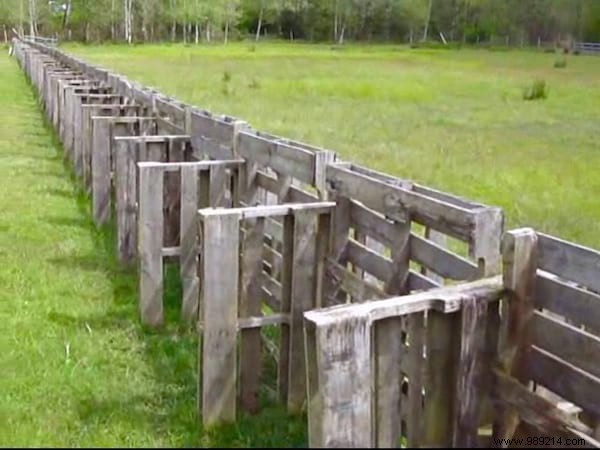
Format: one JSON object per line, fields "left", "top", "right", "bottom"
{"left": 248, "top": 78, "right": 260, "bottom": 89}
{"left": 523, "top": 79, "right": 548, "bottom": 101}
{"left": 554, "top": 57, "right": 567, "bottom": 68}
{"left": 222, "top": 70, "right": 232, "bottom": 83}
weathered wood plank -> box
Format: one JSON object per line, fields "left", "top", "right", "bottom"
{"left": 278, "top": 215, "right": 294, "bottom": 405}
{"left": 237, "top": 131, "right": 316, "bottom": 185}
{"left": 527, "top": 346, "right": 600, "bottom": 417}
{"left": 452, "top": 296, "right": 488, "bottom": 447}
{"left": 199, "top": 210, "right": 241, "bottom": 427}
{"left": 536, "top": 273, "right": 600, "bottom": 332}
{"left": 493, "top": 369, "right": 599, "bottom": 445}
{"left": 538, "top": 233, "right": 600, "bottom": 294}
{"left": 345, "top": 238, "right": 393, "bottom": 284}
{"left": 304, "top": 314, "right": 373, "bottom": 448}
{"left": 115, "top": 138, "right": 138, "bottom": 266}
{"left": 408, "top": 269, "right": 442, "bottom": 292}
{"left": 287, "top": 210, "right": 319, "bottom": 412}
{"left": 138, "top": 164, "right": 164, "bottom": 327}
{"left": 411, "top": 233, "right": 479, "bottom": 282}
{"left": 239, "top": 217, "right": 266, "bottom": 414}
{"left": 91, "top": 117, "right": 112, "bottom": 226}
{"left": 531, "top": 311, "right": 600, "bottom": 379}
{"left": 326, "top": 164, "right": 475, "bottom": 241}
{"left": 180, "top": 165, "right": 199, "bottom": 322}
{"left": 494, "top": 228, "right": 539, "bottom": 442}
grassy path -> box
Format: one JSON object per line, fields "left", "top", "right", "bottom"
{"left": 0, "top": 53, "right": 303, "bottom": 447}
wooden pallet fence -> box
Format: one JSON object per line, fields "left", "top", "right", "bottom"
{"left": 321, "top": 161, "right": 503, "bottom": 447}
{"left": 197, "top": 202, "right": 334, "bottom": 426}
{"left": 113, "top": 135, "right": 193, "bottom": 266}
{"left": 304, "top": 276, "right": 503, "bottom": 448}
{"left": 137, "top": 158, "right": 245, "bottom": 327}
{"left": 79, "top": 103, "right": 142, "bottom": 192}
{"left": 63, "top": 86, "right": 112, "bottom": 162}
{"left": 494, "top": 228, "right": 600, "bottom": 448}
{"left": 90, "top": 116, "right": 160, "bottom": 226}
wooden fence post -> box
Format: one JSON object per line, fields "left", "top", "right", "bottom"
{"left": 239, "top": 216, "right": 266, "bottom": 413}
{"left": 304, "top": 313, "right": 373, "bottom": 448}
{"left": 493, "top": 227, "right": 538, "bottom": 442}
{"left": 138, "top": 163, "right": 165, "bottom": 327}
{"left": 180, "top": 165, "right": 200, "bottom": 322}
{"left": 91, "top": 117, "right": 112, "bottom": 226}
{"left": 198, "top": 210, "right": 241, "bottom": 427}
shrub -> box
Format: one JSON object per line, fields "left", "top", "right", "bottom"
{"left": 554, "top": 57, "right": 567, "bottom": 68}
{"left": 522, "top": 79, "right": 548, "bottom": 101}
{"left": 248, "top": 78, "right": 260, "bottom": 89}
{"left": 222, "top": 70, "right": 231, "bottom": 83}
{"left": 247, "top": 45, "right": 256, "bottom": 53}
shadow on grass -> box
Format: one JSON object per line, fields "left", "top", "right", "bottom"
{"left": 36, "top": 97, "right": 308, "bottom": 448}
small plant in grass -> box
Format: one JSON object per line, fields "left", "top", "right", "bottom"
{"left": 522, "top": 79, "right": 548, "bottom": 101}
{"left": 248, "top": 78, "right": 260, "bottom": 89}
{"left": 247, "top": 44, "right": 256, "bottom": 53}
{"left": 554, "top": 57, "right": 567, "bottom": 68}
{"left": 222, "top": 70, "right": 231, "bottom": 83}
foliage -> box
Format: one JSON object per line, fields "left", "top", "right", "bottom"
{"left": 554, "top": 56, "right": 567, "bottom": 68}
{"left": 1, "top": 0, "right": 600, "bottom": 45}
{"left": 522, "top": 79, "right": 548, "bottom": 100}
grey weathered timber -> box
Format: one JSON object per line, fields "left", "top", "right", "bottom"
{"left": 494, "top": 228, "right": 538, "bottom": 442}
{"left": 91, "top": 116, "right": 157, "bottom": 226}
{"left": 451, "top": 296, "right": 488, "bottom": 447}
{"left": 138, "top": 165, "right": 164, "bottom": 327}
{"left": 304, "top": 314, "right": 373, "bottom": 448}
{"left": 538, "top": 233, "right": 600, "bottom": 294}
{"left": 239, "top": 217, "right": 266, "bottom": 414}
{"left": 535, "top": 273, "right": 600, "bottom": 331}
{"left": 531, "top": 311, "right": 600, "bottom": 379}
{"left": 198, "top": 210, "right": 241, "bottom": 427}
{"left": 304, "top": 277, "right": 503, "bottom": 448}
{"left": 180, "top": 166, "right": 201, "bottom": 322}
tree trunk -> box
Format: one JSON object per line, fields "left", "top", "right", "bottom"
{"left": 183, "top": 21, "right": 187, "bottom": 43}
{"left": 3, "top": 26, "right": 8, "bottom": 44}
{"left": 206, "top": 22, "right": 210, "bottom": 42}
{"left": 423, "top": 0, "right": 433, "bottom": 42}
{"left": 195, "top": 22, "right": 199, "bottom": 44}
{"left": 85, "top": 22, "right": 90, "bottom": 43}
{"left": 333, "top": 0, "right": 338, "bottom": 42}
{"left": 255, "top": 6, "right": 264, "bottom": 41}
{"left": 224, "top": 19, "right": 229, "bottom": 44}
{"left": 28, "top": 0, "right": 37, "bottom": 37}
{"left": 110, "top": 0, "right": 115, "bottom": 40}
{"left": 338, "top": 23, "right": 345, "bottom": 44}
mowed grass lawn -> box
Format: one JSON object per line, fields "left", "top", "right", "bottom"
{"left": 0, "top": 53, "right": 304, "bottom": 446}
{"left": 68, "top": 42, "right": 600, "bottom": 248}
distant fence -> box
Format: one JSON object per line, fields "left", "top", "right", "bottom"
{"left": 575, "top": 42, "right": 600, "bottom": 54}
{"left": 11, "top": 37, "right": 600, "bottom": 448}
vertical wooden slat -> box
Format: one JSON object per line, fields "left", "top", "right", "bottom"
{"left": 278, "top": 214, "right": 295, "bottom": 405}
{"left": 199, "top": 211, "right": 241, "bottom": 427}
{"left": 493, "top": 228, "right": 538, "bottom": 442}
{"left": 164, "top": 139, "right": 184, "bottom": 247}
{"left": 138, "top": 164, "right": 165, "bottom": 327}
{"left": 452, "top": 296, "right": 488, "bottom": 447}
{"left": 239, "top": 217, "right": 266, "bottom": 414}
{"left": 115, "top": 139, "right": 138, "bottom": 266}
{"left": 422, "top": 311, "right": 460, "bottom": 447}
{"left": 323, "top": 196, "right": 351, "bottom": 306}
{"left": 375, "top": 218, "right": 410, "bottom": 448}
{"left": 305, "top": 314, "right": 373, "bottom": 448}
{"left": 91, "top": 118, "right": 112, "bottom": 226}
{"left": 405, "top": 312, "right": 425, "bottom": 447}
{"left": 180, "top": 166, "right": 199, "bottom": 322}
{"left": 287, "top": 209, "right": 319, "bottom": 413}
{"left": 209, "top": 164, "right": 229, "bottom": 207}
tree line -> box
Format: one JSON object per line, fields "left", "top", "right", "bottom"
{"left": 2, "top": 0, "right": 600, "bottom": 46}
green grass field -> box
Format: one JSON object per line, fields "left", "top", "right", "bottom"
{"left": 0, "top": 52, "right": 305, "bottom": 447}
{"left": 67, "top": 42, "right": 600, "bottom": 249}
